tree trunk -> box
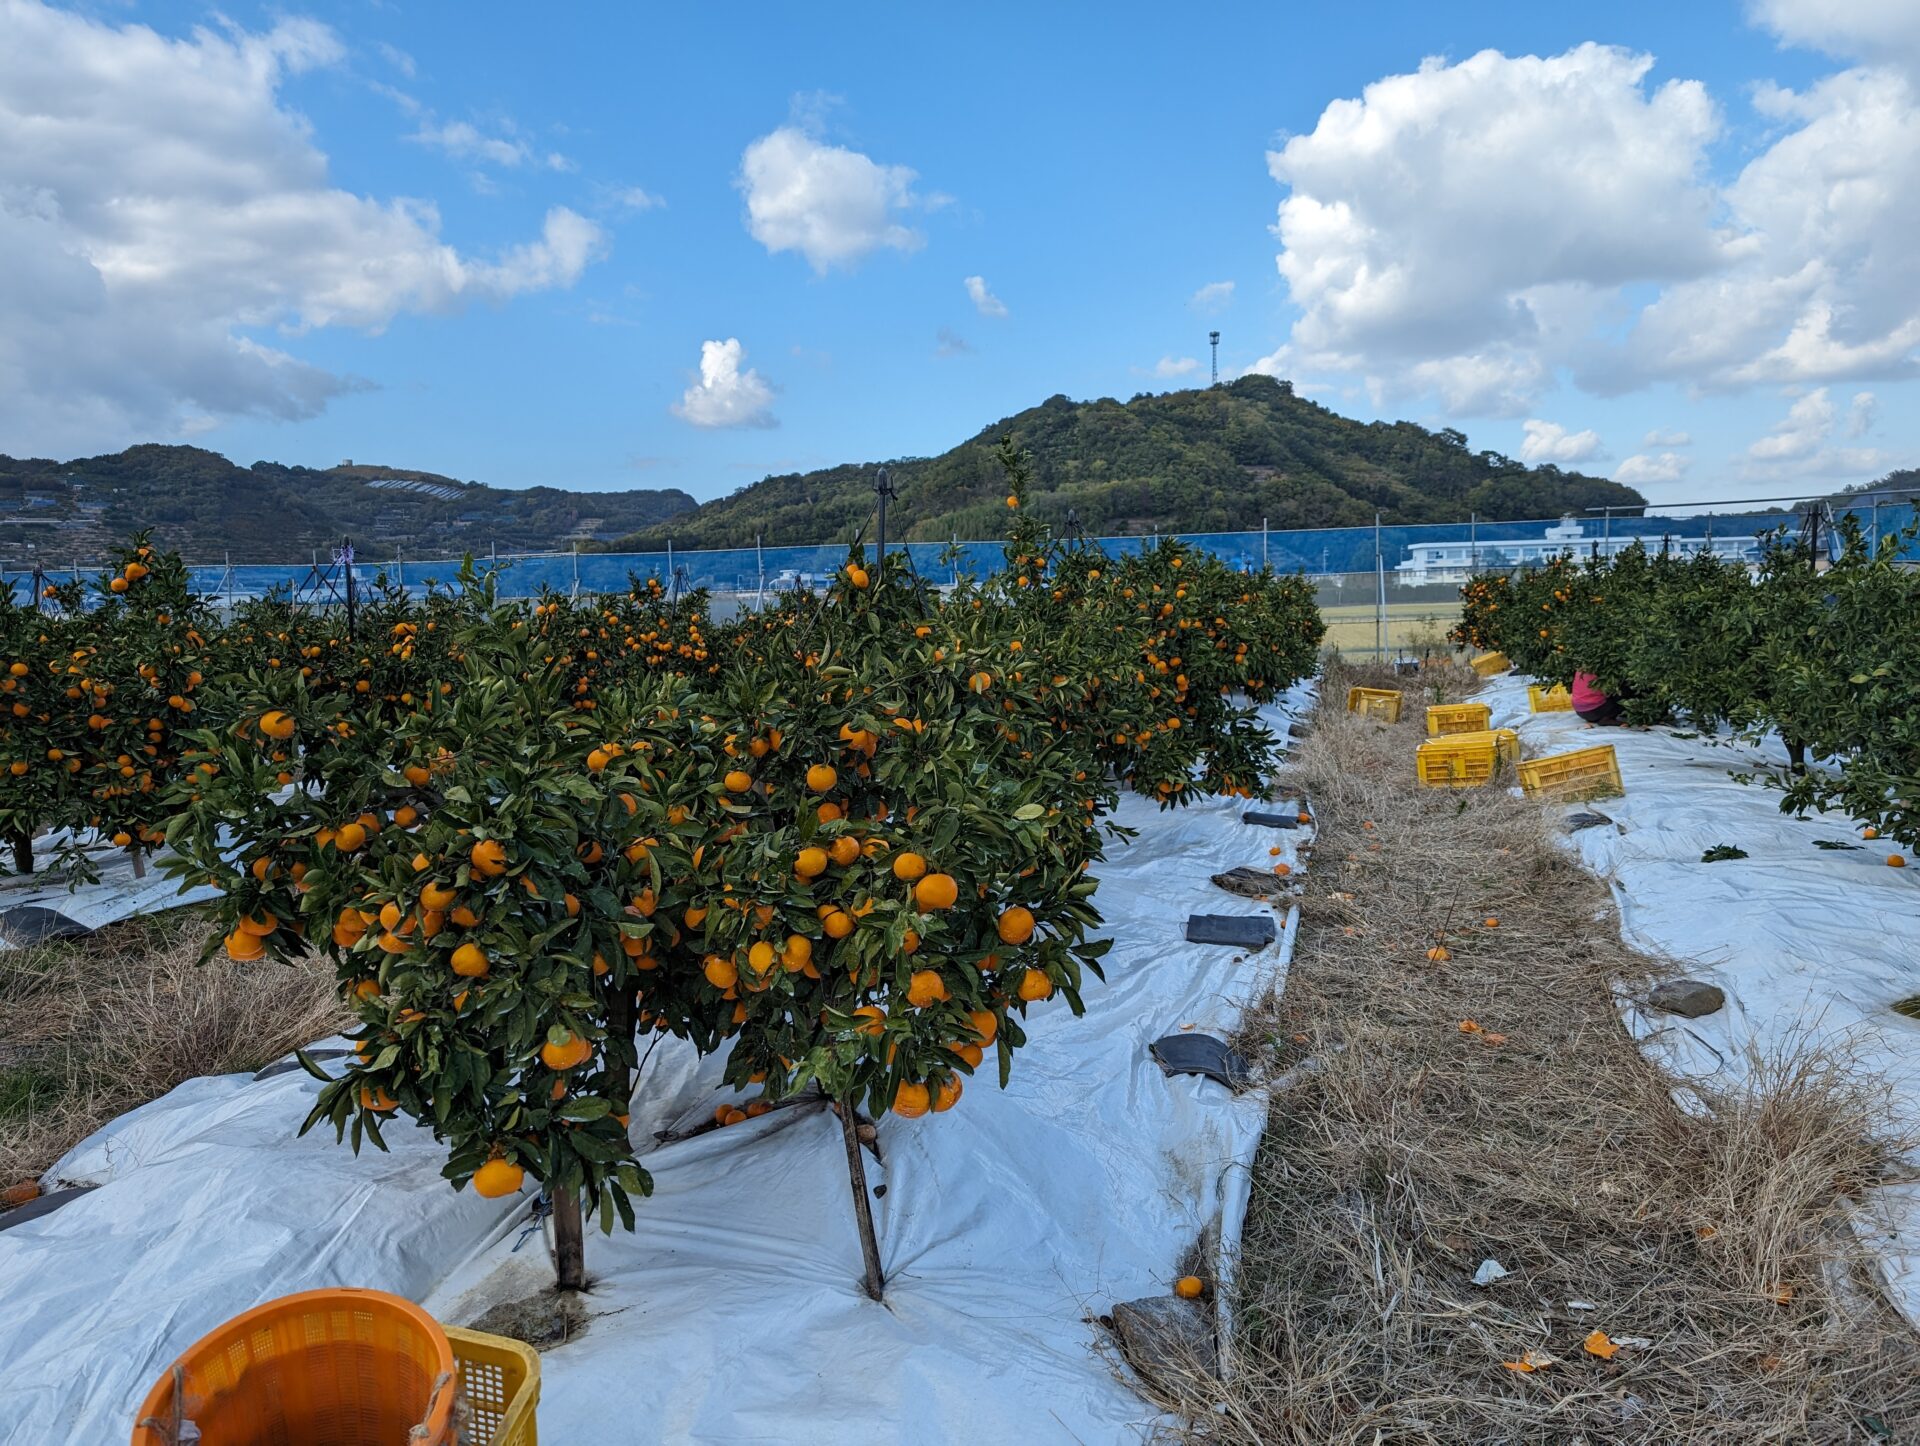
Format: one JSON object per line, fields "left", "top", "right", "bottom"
{"left": 7, "top": 826, "right": 31, "bottom": 876}
{"left": 129, "top": 846, "right": 147, "bottom": 880}
{"left": 1785, "top": 737, "right": 1807, "bottom": 776}
{"left": 839, "top": 1097, "right": 885, "bottom": 1301}
{"left": 552, "top": 1186, "right": 586, "bottom": 1291}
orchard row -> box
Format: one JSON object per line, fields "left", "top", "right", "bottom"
{"left": 0, "top": 457, "right": 1322, "bottom": 1285}
{"left": 1454, "top": 520, "right": 1920, "bottom": 848}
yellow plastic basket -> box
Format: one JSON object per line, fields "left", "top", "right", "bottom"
{"left": 1469, "top": 652, "right": 1510, "bottom": 677}
{"left": 1346, "top": 686, "right": 1403, "bottom": 723}
{"left": 1518, "top": 744, "right": 1623, "bottom": 802}
{"left": 1415, "top": 729, "right": 1520, "bottom": 789}
{"left": 1528, "top": 683, "right": 1573, "bottom": 713}
{"left": 1426, "top": 702, "right": 1492, "bottom": 736}
{"left": 447, "top": 1326, "right": 541, "bottom": 1446}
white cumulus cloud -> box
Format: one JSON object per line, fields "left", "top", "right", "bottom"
{"left": 1614, "top": 452, "right": 1691, "bottom": 485}
{"left": 410, "top": 120, "right": 569, "bottom": 171}
{"left": 964, "top": 275, "right": 1007, "bottom": 318}
{"left": 1643, "top": 427, "right": 1694, "bottom": 447}
{"left": 1849, "top": 390, "right": 1879, "bottom": 435}
{"left": 1153, "top": 356, "right": 1201, "bottom": 378}
{"left": 0, "top": 1, "right": 608, "bottom": 454}
{"left": 1262, "top": 32, "right": 1920, "bottom": 416}
{"left": 1748, "top": 0, "right": 1920, "bottom": 76}
{"left": 1519, "top": 418, "right": 1607, "bottom": 465}
{"left": 1267, "top": 44, "right": 1724, "bottom": 417}
{"left": 737, "top": 125, "right": 924, "bottom": 273}
{"left": 1190, "top": 280, "right": 1235, "bottom": 312}
{"left": 1741, "top": 386, "right": 1889, "bottom": 480}
{"left": 672, "top": 338, "right": 776, "bottom": 428}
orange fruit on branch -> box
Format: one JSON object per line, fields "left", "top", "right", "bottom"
{"left": 472, "top": 1157, "right": 526, "bottom": 1199}
{"left": 905, "top": 969, "right": 950, "bottom": 1008}
{"left": 914, "top": 873, "right": 959, "bottom": 910}
{"left": 451, "top": 943, "right": 489, "bottom": 978}
{"left": 540, "top": 1032, "right": 593, "bottom": 1071}
{"left": 996, "top": 906, "right": 1036, "bottom": 945}
{"left": 1016, "top": 969, "right": 1054, "bottom": 1002}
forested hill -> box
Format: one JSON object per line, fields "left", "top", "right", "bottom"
{"left": 0, "top": 446, "right": 695, "bottom": 564}
{"left": 610, "top": 375, "right": 1647, "bottom": 550}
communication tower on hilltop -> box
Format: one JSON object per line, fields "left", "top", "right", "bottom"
{"left": 1209, "top": 331, "right": 1221, "bottom": 386}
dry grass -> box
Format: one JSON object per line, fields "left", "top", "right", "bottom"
{"left": 0, "top": 910, "right": 348, "bottom": 1190}
{"left": 1165, "top": 658, "right": 1920, "bottom": 1442}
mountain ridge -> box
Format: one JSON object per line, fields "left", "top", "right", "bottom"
{"left": 604, "top": 376, "right": 1648, "bottom": 552}
{"left": 0, "top": 376, "right": 1654, "bottom": 566}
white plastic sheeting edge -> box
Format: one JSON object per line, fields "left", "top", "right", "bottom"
{"left": 0, "top": 681, "right": 1315, "bottom": 1445}
{"left": 0, "top": 838, "right": 216, "bottom": 947}
{"left": 1480, "top": 674, "right": 1920, "bottom": 1330}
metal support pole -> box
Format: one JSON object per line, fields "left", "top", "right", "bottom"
{"left": 1374, "top": 512, "right": 1385, "bottom": 659}
{"left": 873, "top": 467, "right": 892, "bottom": 585}
{"left": 572, "top": 542, "right": 580, "bottom": 599}
{"left": 1872, "top": 496, "right": 1881, "bottom": 558}
{"left": 1469, "top": 513, "right": 1477, "bottom": 572}
{"left": 755, "top": 532, "right": 765, "bottom": 608}
{"left": 342, "top": 538, "right": 357, "bottom": 641}
{"left": 1603, "top": 508, "right": 1613, "bottom": 546}
{"left": 224, "top": 551, "right": 233, "bottom": 611}
{"left": 666, "top": 539, "right": 676, "bottom": 602}
{"left": 1262, "top": 517, "right": 1269, "bottom": 572}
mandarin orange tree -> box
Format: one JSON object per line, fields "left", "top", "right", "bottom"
{"left": 0, "top": 579, "right": 78, "bottom": 874}
{"left": 165, "top": 567, "right": 707, "bottom": 1288}
{"left": 690, "top": 547, "right": 1116, "bottom": 1297}
{"left": 982, "top": 439, "right": 1321, "bottom": 804}
{"left": 1456, "top": 521, "right": 1920, "bottom": 845}
{"left": 0, "top": 535, "right": 213, "bottom": 881}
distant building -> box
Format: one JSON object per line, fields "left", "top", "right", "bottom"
{"left": 1395, "top": 516, "right": 1762, "bottom": 587}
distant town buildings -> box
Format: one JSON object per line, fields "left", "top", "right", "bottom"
{"left": 1394, "top": 516, "right": 1763, "bottom": 587}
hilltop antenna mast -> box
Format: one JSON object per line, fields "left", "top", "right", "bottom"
{"left": 1209, "top": 331, "right": 1220, "bottom": 386}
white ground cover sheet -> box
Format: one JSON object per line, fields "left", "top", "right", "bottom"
{"left": 0, "top": 683, "right": 1313, "bottom": 1445}
{"left": 1480, "top": 674, "right": 1920, "bottom": 1326}
{"left": 0, "top": 834, "right": 218, "bottom": 947}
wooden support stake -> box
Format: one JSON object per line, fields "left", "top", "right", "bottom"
{"left": 840, "top": 1097, "right": 885, "bottom": 1301}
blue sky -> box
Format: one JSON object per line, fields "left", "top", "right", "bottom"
{"left": 3, "top": 0, "right": 1916, "bottom": 509}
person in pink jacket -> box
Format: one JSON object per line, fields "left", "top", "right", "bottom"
{"left": 1570, "top": 671, "right": 1625, "bottom": 726}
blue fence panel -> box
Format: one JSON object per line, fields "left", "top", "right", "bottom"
{"left": 10, "top": 505, "right": 1891, "bottom": 611}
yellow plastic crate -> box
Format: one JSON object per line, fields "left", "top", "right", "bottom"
{"left": 1517, "top": 744, "right": 1623, "bottom": 802}
{"left": 1414, "top": 729, "right": 1520, "bottom": 788}
{"left": 448, "top": 1325, "right": 540, "bottom": 1446}
{"left": 1426, "top": 702, "right": 1492, "bottom": 736}
{"left": 1469, "top": 652, "right": 1510, "bottom": 677}
{"left": 1346, "top": 686, "right": 1403, "bottom": 723}
{"left": 1528, "top": 683, "right": 1573, "bottom": 713}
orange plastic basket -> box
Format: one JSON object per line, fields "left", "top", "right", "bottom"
{"left": 131, "top": 1288, "right": 457, "bottom": 1446}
